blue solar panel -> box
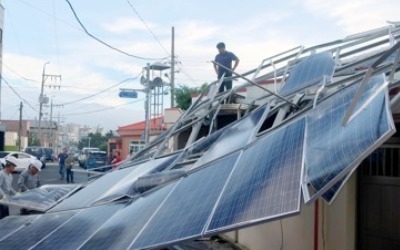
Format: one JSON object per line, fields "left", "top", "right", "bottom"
{"left": 0, "top": 215, "right": 38, "bottom": 241}
{"left": 131, "top": 153, "right": 240, "bottom": 250}
{"left": 280, "top": 52, "right": 335, "bottom": 96}
{"left": 0, "top": 210, "right": 77, "bottom": 249}
{"left": 206, "top": 117, "right": 305, "bottom": 233}
{"left": 50, "top": 154, "right": 178, "bottom": 212}
{"left": 93, "top": 154, "right": 179, "bottom": 204}
{"left": 32, "top": 203, "right": 126, "bottom": 249}
{"left": 194, "top": 105, "right": 267, "bottom": 167}
{"left": 79, "top": 183, "right": 177, "bottom": 250}
{"left": 304, "top": 74, "right": 395, "bottom": 203}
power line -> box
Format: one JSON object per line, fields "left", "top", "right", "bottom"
{"left": 63, "top": 98, "right": 145, "bottom": 116}
{"left": 1, "top": 76, "right": 38, "bottom": 111}
{"left": 3, "top": 64, "right": 39, "bottom": 83}
{"left": 64, "top": 0, "right": 166, "bottom": 61}
{"left": 126, "top": 0, "right": 170, "bottom": 56}
{"left": 58, "top": 76, "right": 140, "bottom": 106}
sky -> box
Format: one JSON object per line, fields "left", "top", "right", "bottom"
{"left": 0, "top": 0, "right": 399, "bottom": 132}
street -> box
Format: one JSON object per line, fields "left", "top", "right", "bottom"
{"left": 9, "top": 161, "right": 89, "bottom": 215}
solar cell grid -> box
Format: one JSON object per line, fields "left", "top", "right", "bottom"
{"left": 280, "top": 52, "right": 335, "bottom": 96}
{"left": 206, "top": 117, "right": 305, "bottom": 233}
{"left": 79, "top": 183, "right": 177, "bottom": 250}
{"left": 131, "top": 153, "right": 240, "bottom": 249}
{"left": 304, "top": 74, "right": 395, "bottom": 203}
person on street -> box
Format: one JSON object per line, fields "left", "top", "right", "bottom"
{"left": 213, "top": 42, "right": 239, "bottom": 93}
{"left": 85, "top": 152, "right": 96, "bottom": 181}
{"left": 111, "top": 151, "right": 122, "bottom": 170}
{"left": 0, "top": 156, "right": 18, "bottom": 219}
{"left": 18, "top": 159, "right": 42, "bottom": 192}
{"left": 57, "top": 148, "right": 68, "bottom": 180}
{"left": 65, "top": 153, "right": 75, "bottom": 183}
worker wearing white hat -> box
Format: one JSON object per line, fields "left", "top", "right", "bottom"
{"left": 0, "top": 156, "right": 19, "bottom": 219}
{"left": 18, "top": 159, "right": 42, "bottom": 192}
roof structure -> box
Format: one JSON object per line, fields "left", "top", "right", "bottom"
{"left": 1, "top": 23, "right": 400, "bottom": 249}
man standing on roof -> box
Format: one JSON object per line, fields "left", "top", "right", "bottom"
{"left": 213, "top": 42, "right": 240, "bottom": 93}
{"left": 0, "top": 156, "right": 18, "bottom": 219}
{"left": 18, "top": 159, "right": 42, "bottom": 192}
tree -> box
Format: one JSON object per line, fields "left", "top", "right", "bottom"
{"left": 78, "top": 132, "right": 111, "bottom": 151}
{"left": 174, "top": 83, "right": 208, "bottom": 110}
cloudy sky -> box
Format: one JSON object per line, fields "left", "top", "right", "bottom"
{"left": 1, "top": 0, "right": 399, "bottom": 131}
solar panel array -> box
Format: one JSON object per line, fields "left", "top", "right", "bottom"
{"left": 0, "top": 46, "right": 396, "bottom": 249}
{"left": 279, "top": 52, "right": 336, "bottom": 96}
{"left": 303, "top": 74, "right": 395, "bottom": 203}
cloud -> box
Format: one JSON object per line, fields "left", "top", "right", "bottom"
{"left": 102, "top": 17, "right": 153, "bottom": 34}
{"left": 300, "top": 0, "right": 400, "bottom": 33}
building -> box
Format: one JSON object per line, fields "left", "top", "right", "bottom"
{"left": 0, "top": 120, "right": 30, "bottom": 150}
{"left": 109, "top": 108, "right": 183, "bottom": 159}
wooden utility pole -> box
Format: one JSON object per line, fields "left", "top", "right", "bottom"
{"left": 170, "top": 26, "right": 175, "bottom": 108}
{"left": 18, "top": 101, "right": 23, "bottom": 151}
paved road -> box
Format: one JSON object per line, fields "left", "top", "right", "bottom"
{"left": 9, "top": 161, "right": 89, "bottom": 215}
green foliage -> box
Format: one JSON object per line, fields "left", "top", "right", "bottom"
{"left": 28, "top": 136, "right": 41, "bottom": 146}
{"left": 4, "top": 145, "right": 19, "bottom": 151}
{"left": 78, "top": 131, "right": 115, "bottom": 151}
{"left": 174, "top": 83, "right": 208, "bottom": 110}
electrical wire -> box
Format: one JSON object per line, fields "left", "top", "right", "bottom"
{"left": 64, "top": 0, "right": 166, "bottom": 61}
{"left": 58, "top": 76, "right": 140, "bottom": 106}
{"left": 3, "top": 64, "right": 39, "bottom": 83}
{"left": 1, "top": 76, "right": 38, "bottom": 111}
{"left": 126, "top": 0, "right": 170, "bottom": 56}
{"left": 63, "top": 98, "right": 145, "bottom": 116}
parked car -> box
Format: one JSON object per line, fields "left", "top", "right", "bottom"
{"left": 24, "top": 147, "right": 47, "bottom": 168}
{"left": 43, "top": 147, "right": 54, "bottom": 161}
{"left": 0, "top": 151, "right": 38, "bottom": 172}
{"left": 78, "top": 147, "right": 100, "bottom": 168}
{"left": 91, "top": 151, "right": 109, "bottom": 171}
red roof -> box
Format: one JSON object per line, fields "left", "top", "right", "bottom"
{"left": 117, "top": 117, "right": 165, "bottom": 132}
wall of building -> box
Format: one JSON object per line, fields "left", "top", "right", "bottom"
{"left": 224, "top": 175, "right": 357, "bottom": 250}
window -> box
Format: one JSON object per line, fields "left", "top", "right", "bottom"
{"left": 129, "top": 140, "right": 145, "bottom": 154}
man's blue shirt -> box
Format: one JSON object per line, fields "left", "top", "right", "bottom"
{"left": 215, "top": 51, "right": 238, "bottom": 78}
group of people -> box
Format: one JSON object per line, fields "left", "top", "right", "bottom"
{"left": 57, "top": 148, "right": 75, "bottom": 183}
{"left": 0, "top": 156, "right": 42, "bottom": 219}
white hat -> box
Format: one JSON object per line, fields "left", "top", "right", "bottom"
{"left": 30, "top": 159, "right": 42, "bottom": 171}
{"left": 5, "top": 156, "right": 19, "bottom": 167}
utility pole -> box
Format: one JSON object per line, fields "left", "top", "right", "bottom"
{"left": 18, "top": 102, "right": 23, "bottom": 151}
{"left": 49, "top": 100, "right": 53, "bottom": 148}
{"left": 144, "top": 63, "right": 151, "bottom": 144}
{"left": 170, "top": 26, "right": 175, "bottom": 108}
{"left": 38, "top": 62, "right": 61, "bottom": 146}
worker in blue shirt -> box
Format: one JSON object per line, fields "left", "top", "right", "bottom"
{"left": 213, "top": 42, "right": 240, "bottom": 93}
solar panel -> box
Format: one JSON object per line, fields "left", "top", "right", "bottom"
{"left": 0, "top": 215, "right": 38, "bottom": 241}
{"left": 131, "top": 153, "right": 240, "bottom": 250}
{"left": 79, "top": 183, "right": 177, "bottom": 250}
{"left": 0, "top": 210, "right": 77, "bottom": 249}
{"left": 205, "top": 117, "right": 305, "bottom": 233}
{"left": 50, "top": 154, "right": 178, "bottom": 212}
{"left": 193, "top": 105, "right": 268, "bottom": 167}
{"left": 92, "top": 154, "right": 179, "bottom": 204}
{"left": 280, "top": 52, "right": 336, "bottom": 96}
{"left": 0, "top": 184, "right": 80, "bottom": 212}
{"left": 31, "top": 203, "right": 126, "bottom": 249}
{"left": 303, "top": 74, "right": 395, "bottom": 203}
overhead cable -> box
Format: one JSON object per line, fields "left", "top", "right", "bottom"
{"left": 64, "top": 0, "right": 166, "bottom": 61}
{"left": 1, "top": 76, "right": 38, "bottom": 111}
{"left": 58, "top": 76, "right": 140, "bottom": 106}
{"left": 126, "top": 0, "right": 170, "bottom": 56}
